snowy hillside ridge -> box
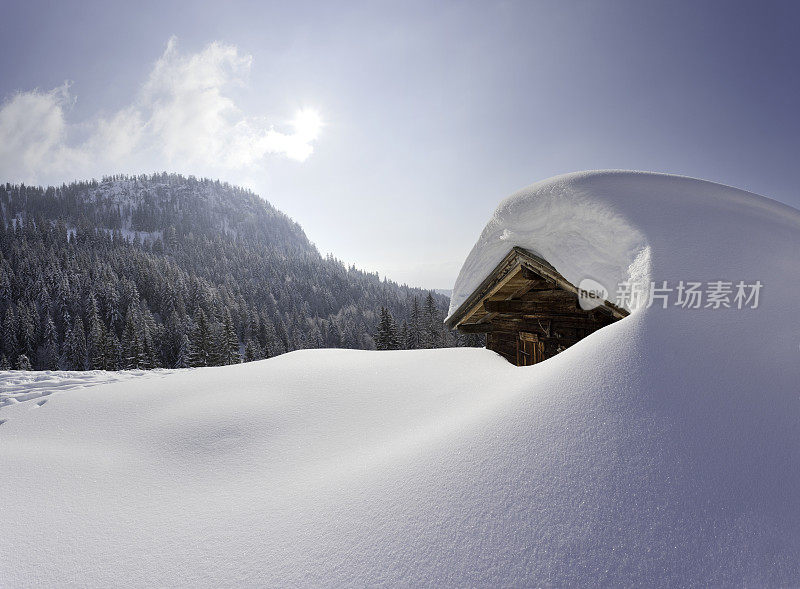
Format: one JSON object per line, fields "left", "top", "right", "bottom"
{"left": 1, "top": 172, "right": 310, "bottom": 250}
{"left": 448, "top": 170, "right": 800, "bottom": 318}
{"left": 1, "top": 175, "right": 471, "bottom": 372}
{"left": 83, "top": 174, "right": 299, "bottom": 240}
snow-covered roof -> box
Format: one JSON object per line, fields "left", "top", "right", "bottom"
{"left": 449, "top": 171, "right": 652, "bottom": 319}
{"left": 444, "top": 245, "right": 627, "bottom": 329}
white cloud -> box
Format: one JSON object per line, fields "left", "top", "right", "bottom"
{"left": 0, "top": 83, "right": 74, "bottom": 182}
{"left": 0, "top": 38, "right": 320, "bottom": 185}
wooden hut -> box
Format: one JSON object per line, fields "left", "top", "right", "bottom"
{"left": 445, "top": 247, "right": 628, "bottom": 366}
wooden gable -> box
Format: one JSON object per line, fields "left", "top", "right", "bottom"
{"left": 445, "top": 247, "right": 628, "bottom": 366}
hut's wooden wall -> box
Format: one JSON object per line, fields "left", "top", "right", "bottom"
{"left": 478, "top": 310, "right": 618, "bottom": 366}
{"left": 486, "top": 332, "right": 518, "bottom": 364}
{"left": 450, "top": 249, "right": 628, "bottom": 367}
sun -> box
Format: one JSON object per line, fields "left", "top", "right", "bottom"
{"left": 292, "top": 108, "right": 323, "bottom": 141}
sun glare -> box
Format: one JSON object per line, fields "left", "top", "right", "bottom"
{"left": 292, "top": 108, "right": 323, "bottom": 141}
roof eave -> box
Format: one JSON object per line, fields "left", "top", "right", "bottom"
{"left": 445, "top": 247, "right": 628, "bottom": 329}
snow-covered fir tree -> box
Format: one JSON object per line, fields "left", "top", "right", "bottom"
{"left": 375, "top": 307, "right": 400, "bottom": 350}
{"left": 422, "top": 292, "right": 440, "bottom": 349}
{"left": 189, "top": 309, "right": 213, "bottom": 367}
{"left": 15, "top": 353, "right": 32, "bottom": 371}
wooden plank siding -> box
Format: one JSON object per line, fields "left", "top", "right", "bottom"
{"left": 446, "top": 247, "right": 628, "bottom": 366}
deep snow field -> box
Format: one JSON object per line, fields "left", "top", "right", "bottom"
{"left": 2, "top": 171, "right": 800, "bottom": 587}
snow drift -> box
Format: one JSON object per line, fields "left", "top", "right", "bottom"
{"left": 2, "top": 171, "right": 800, "bottom": 586}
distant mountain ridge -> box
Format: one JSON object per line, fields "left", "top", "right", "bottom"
{"left": 8, "top": 173, "right": 311, "bottom": 251}
{"left": 0, "top": 173, "right": 480, "bottom": 371}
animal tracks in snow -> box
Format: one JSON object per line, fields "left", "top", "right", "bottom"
{"left": 0, "top": 369, "right": 177, "bottom": 424}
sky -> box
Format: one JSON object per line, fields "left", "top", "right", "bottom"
{"left": 1, "top": 0, "right": 799, "bottom": 288}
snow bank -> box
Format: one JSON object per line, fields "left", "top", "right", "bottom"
{"left": 2, "top": 171, "right": 800, "bottom": 586}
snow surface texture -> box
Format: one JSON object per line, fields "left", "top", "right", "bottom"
{"left": 0, "top": 369, "right": 160, "bottom": 407}
{"left": 3, "top": 170, "right": 800, "bottom": 586}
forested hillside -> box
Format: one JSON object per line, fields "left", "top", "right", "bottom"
{"left": 0, "top": 173, "right": 480, "bottom": 370}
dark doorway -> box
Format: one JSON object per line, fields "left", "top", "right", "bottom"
{"left": 517, "top": 332, "right": 543, "bottom": 366}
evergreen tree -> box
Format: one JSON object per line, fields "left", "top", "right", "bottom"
{"left": 220, "top": 310, "right": 241, "bottom": 365}
{"left": 247, "top": 310, "right": 261, "bottom": 344}
{"left": 40, "top": 313, "right": 60, "bottom": 370}
{"left": 259, "top": 315, "right": 277, "bottom": 358}
{"left": 18, "top": 303, "right": 37, "bottom": 358}
{"left": 162, "top": 311, "right": 184, "bottom": 368}
{"left": 139, "top": 309, "right": 158, "bottom": 369}
{"left": 399, "top": 320, "right": 409, "bottom": 350}
{"left": 99, "top": 329, "right": 121, "bottom": 370}
{"left": 243, "top": 339, "right": 262, "bottom": 363}
{"left": 408, "top": 297, "right": 422, "bottom": 349}
{"left": 62, "top": 316, "right": 88, "bottom": 370}
{"left": 189, "top": 308, "right": 212, "bottom": 367}
{"left": 122, "top": 308, "right": 145, "bottom": 369}
{"left": 16, "top": 353, "right": 33, "bottom": 371}
{"left": 306, "top": 324, "right": 324, "bottom": 349}
{"left": 87, "top": 295, "right": 105, "bottom": 370}
{"left": 0, "top": 267, "right": 11, "bottom": 309}
{"left": 2, "top": 308, "right": 18, "bottom": 361}
{"left": 175, "top": 333, "right": 191, "bottom": 368}
{"left": 376, "top": 307, "right": 400, "bottom": 350}
{"left": 208, "top": 321, "right": 225, "bottom": 365}
{"left": 422, "top": 292, "right": 440, "bottom": 349}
